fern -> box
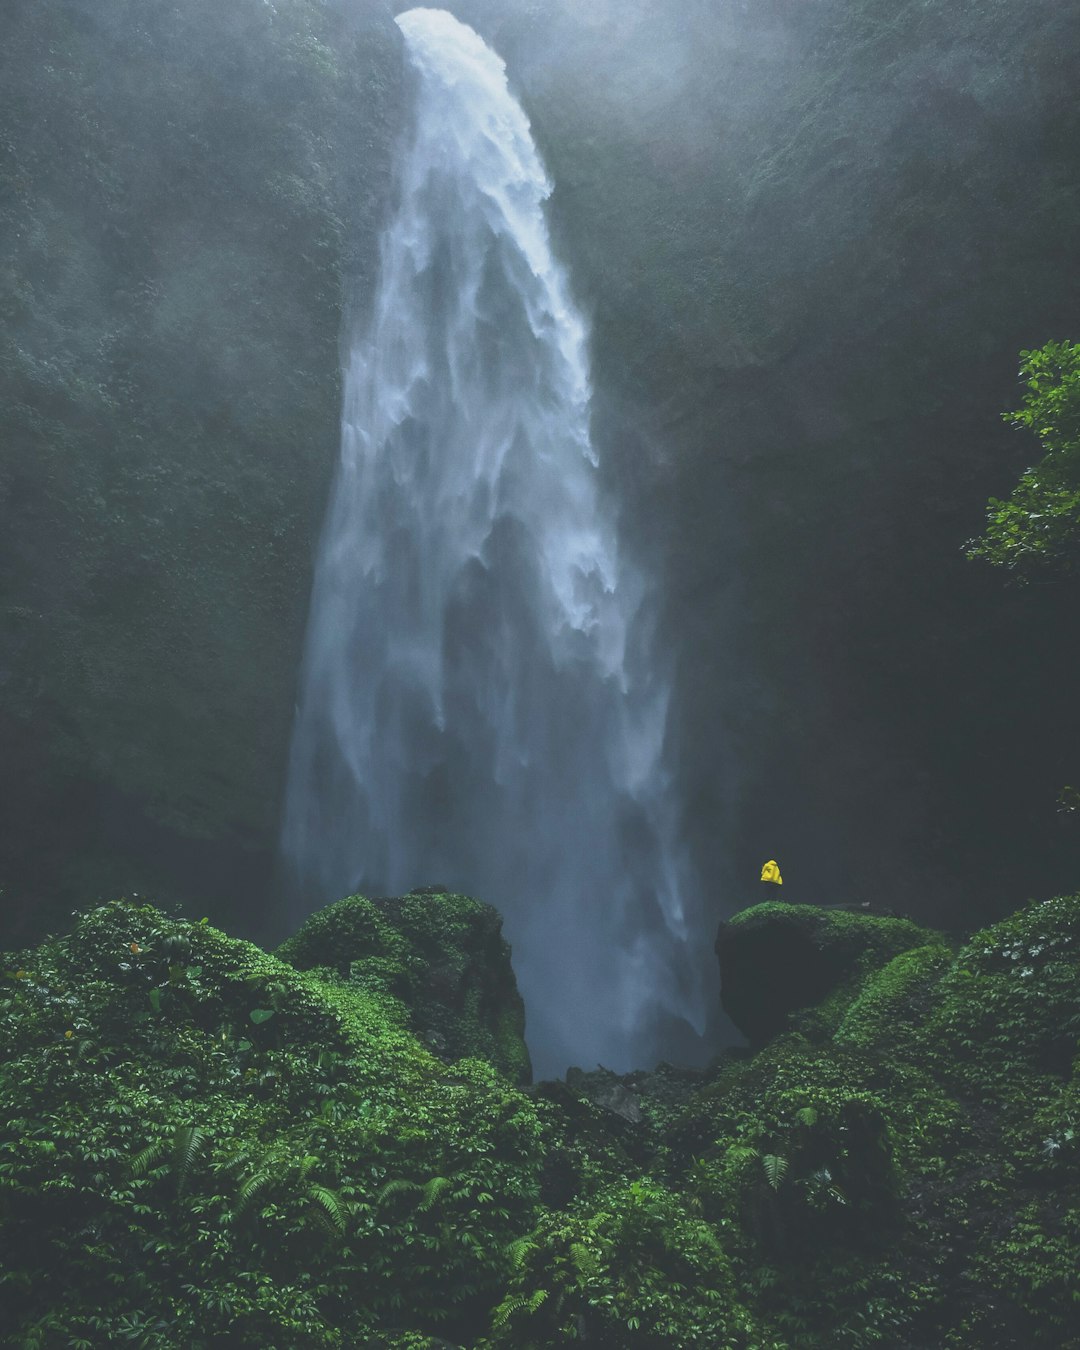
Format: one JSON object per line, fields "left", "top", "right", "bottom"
{"left": 795, "top": 1107, "right": 819, "bottom": 1127}
{"left": 172, "top": 1125, "right": 205, "bottom": 1195}
{"left": 377, "top": 1178, "right": 421, "bottom": 1205}
{"left": 308, "top": 1183, "right": 347, "bottom": 1235}
{"left": 505, "top": 1236, "right": 536, "bottom": 1270}
{"left": 761, "top": 1154, "right": 789, "bottom": 1191}
{"left": 129, "top": 1139, "right": 167, "bottom": 1179}
{"left": 418, "top": 1176, "right": 451, "bottom": 1211}
{"left": 727, "top": 1144, "right": 760, "bottom": 1166}
{"left": 491, "top": 1295, "right": 531, "bottom": 1328}
{"left": 569, "top": 1241, "right": 599, "bottom": 1279}
{"left": 234, "top": 1169, "right": 275, "bottom": 1217}
{"left": 491, "top": 1288, "right": 548, "bottom": 1328}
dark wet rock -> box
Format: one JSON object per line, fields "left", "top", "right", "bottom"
{"left": 565, "top": 1066, "right": 644, "bottom": 1123}
{"left": 716, "top": 902, "right": 934, "bottom": 1046}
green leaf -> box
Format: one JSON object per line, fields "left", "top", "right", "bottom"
{"left": 148, "top": 988, "right": 162, "bottom": 1013}
{"left": 249, "top": 1009, "right": 275, "bottom": 1024}
{"left": 172, "top": 1125, "right": 205, "bottom": 1195}
{"left": 762, "top": 1154, "right": 789, "bottom": 1191}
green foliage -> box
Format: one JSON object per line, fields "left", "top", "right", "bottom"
{"left": 968, "top": 341, "right": 1080, "bottom": 578}
{"left": 0, "top": 900, "right": 541, "bottom": 1346}
{"left": 922, "top": 893, "right": 1080, "bottom": 1088}
{"left": 486, "top": 1180, "right": 763, "bottom": 1348}
{"left": 0, "top": 0, "right": 401, "bottom": 942}
{"left": 277, "top": 891, "right": 532, "bottom": 1085}
{"left": 835, "top": 942, "right": 953, "bottom": 1055}
{"left": 2, "top": 892, "right": 1079, "bottom": 1346}
{"left": 721, "top": 901, "right": 942, "bottom": 1044}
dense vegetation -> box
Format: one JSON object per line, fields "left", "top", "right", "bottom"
{"left": 2, "top": 889, "right": 1077, "bottom": 1347}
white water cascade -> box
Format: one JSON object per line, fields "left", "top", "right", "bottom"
{"left": 282, "top": 8, "right": 707, "bottom": 1076}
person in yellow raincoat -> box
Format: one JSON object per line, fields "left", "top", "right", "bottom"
{"left": 760, "top": 859, "right": 782, "bottom": 885}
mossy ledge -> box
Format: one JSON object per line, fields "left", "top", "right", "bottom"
{"left": 276, "top": 889, "right": 531, "bottom": 1087}
{"left": 1, "top": 893, "right": 1078, "bottom": 1347}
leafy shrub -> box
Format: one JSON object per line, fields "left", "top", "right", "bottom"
{"left": 486, "top": 1180, "right": 763, "bottom": 1349}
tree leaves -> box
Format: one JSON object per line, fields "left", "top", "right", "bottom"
{"left": 967, "top": 341, "right": 1080, "bottom": 578}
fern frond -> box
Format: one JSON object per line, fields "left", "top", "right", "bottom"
{"left": 129, "top": 1140, "right": 167, "bottom": 1179}
{"left": 504, "top": 1236, "right": 536, "bottom": 1270}
{"left": 235, "top": 1169, "right": 275, "bottom": 1216}
{"left": 492, "top": 1288, "right": 547, "bottom": 1327}
{"left": 377, "top": 1178, "right": 421, "bottom": 1205}
{"left": 491, "top": 1295, "right": 530, "bottom": 1328}
{"left": 727, "top": 1144, "right": 760, "bottom": 1166}
{"left": 419, "top": 1175, "right": 452, "bottom": 1211}
{"left": 569, "top": 1242, "right": 599, "bottom": 1279}
{"left": 308, "top": 1183, "right": 347, "bottom": 1235}
{"left": 172, "top": 1125, "right": 205, "bottom": 1194}
{"left": 761, "top": 1154, "right": 788, "bottom": 1191}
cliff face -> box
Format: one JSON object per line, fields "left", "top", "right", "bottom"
{"left": 0, "top": 0, "right": 401, "bottom": 942}
{"left": 3, "top": 0, "right": 1080, "bottom": 946}
{"left": 458, "top": 0, "right": 1080, "bottom": 928}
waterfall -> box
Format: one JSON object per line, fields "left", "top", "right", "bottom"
{"left": 282, "top": 7, "right": 708, "bottom": 1076}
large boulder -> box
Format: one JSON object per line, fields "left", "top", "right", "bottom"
{"left": 716, "top": 902, "right": 935, "bottom": 1046}
{"left": 277, "top": 888, "right": 532, "bottom": 1085}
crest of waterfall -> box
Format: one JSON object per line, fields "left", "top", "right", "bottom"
{"left": 282, "top": 7, "right": 708, "bottom": 1076}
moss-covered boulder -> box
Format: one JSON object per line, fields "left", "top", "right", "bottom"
{"left": 0, "top": 899, "right": 543, "bottom": 1348}
{"left": 276, "top": 889, "right": 531, "bottom": 1086}
{"left": 716, "top": 902, "right": 940, "bottom": 1046}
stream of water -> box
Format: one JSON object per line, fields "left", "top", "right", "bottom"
{"left": 282, "top": 7, "right": 707, "bottom": 1076}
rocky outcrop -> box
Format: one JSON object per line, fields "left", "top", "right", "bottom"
{"left": 716, "top": 902, "right": 934, "bottom": 1046}
{"left": 277, "top": 888, "right": 532, "bottom": 1085}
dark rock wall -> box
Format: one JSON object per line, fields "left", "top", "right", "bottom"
{"left": 0, "top": 0, "right": 402, "bottom": 942}
{"left": 454, "top": 0, "right": 1080, "bottom": 931}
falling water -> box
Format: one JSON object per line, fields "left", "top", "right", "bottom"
{"left": 282, "top": 8, "right": 708, "bottom": 1077}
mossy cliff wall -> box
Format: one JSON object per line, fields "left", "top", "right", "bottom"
{"left": 0, "top": 0, "right": 402, "bottom": 943}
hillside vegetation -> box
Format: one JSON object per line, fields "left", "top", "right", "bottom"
{"left": 2, "top": 890, "right": 1077, "bottom": 1346}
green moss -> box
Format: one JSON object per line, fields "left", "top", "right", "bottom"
{"left": 720, "top": 902, "right": 940, "bottom": 1044}
{"left": 0, "top": 901, "right": 541, "bottom": 1347}
{"left": 835, "top": 942, "right": 954, "bottom": 1055}
{"left": 727, "top": 901, "right": 933, "bottom": 957}
{"left": 278, "top": 891, "right": 531, "bottom": 1086}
